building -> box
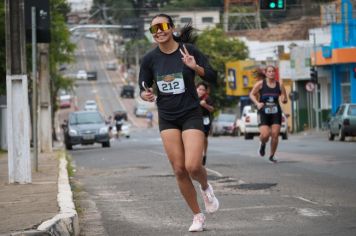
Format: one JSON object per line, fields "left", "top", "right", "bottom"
{"left": 311, "top": 0, "right": 356, "bottom": 114}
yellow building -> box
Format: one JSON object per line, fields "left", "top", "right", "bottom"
{"left": 225, "top": 60, "right": 257, "bottom": 96}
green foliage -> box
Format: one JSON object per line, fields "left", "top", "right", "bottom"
{"left": 0, "top": 1, "right": 6, "bottom": 95}
{"left": 49, "top": 0, "right": 76, "bottom": 111}
{"left": 196, "top": 27, "right": 248, "bottom": 111}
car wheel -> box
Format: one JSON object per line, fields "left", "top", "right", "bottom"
{"left": 102, "top": 141, "right": 111, "bottom": 148}
{"left": 328, "top": 131, "right": 335, "bottom": 141}
{"left": 65, "top": 143, "right": 73, "bottom": 150}
{"left": 282, "top": 132, "right": 288, "bottom": 140}
{"left": 244, "top": 133, "right": 253, "bottom": 140}
{"left": 339, "top": 127, "right": 345, "bottom": 141}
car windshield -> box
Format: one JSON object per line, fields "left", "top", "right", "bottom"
{"left": 348, "top": 105, "right": 356, "bottom": 116}
{"left": 85, "top": 101, "right": 96, "bottom": 105}
{"left": 218, "top": 114, "right": 236, "bottom": 122}
{"left": 69, "top": 112, "right": 104, "bottom": 125}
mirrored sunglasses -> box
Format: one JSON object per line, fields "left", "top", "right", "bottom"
{"left": 149, "top": 22, "right": 171, "bottom": 34}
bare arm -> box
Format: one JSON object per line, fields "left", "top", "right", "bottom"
{"left": 200, "top": 100, "right": 214, "bottom": 113}
{"left": 249, "top": 81, "right": 264, "bottom": 110}
{"left": 279, "top": 83, "right": 288, "bottom": 104}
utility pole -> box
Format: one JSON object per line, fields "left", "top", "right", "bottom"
{"left": 31, "top": 6, "right": 39, "bottom": 171}
{"left": 5, "top": 0, "right": 32, "bottom": 183}
{"left": 38, "top": 44, "right": 52, "bottom": 153}
{"left": 311, "top": 33, "right": 320, "bottom": 132}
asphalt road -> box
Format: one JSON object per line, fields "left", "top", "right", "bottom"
{"left": 68, "top": 129, "right": 356, "bottom": 236}
{"left": 65, "top": 37, "right": 356, "bottom": 236}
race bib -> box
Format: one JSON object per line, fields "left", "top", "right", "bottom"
{"left": 156, "top": 73, "right": 185, "bottom": 95}
{"left": 264, "top": 104, "right": 278, "bottom": 114}
{"left": 203, "top": 116, "right": 210, "bottom": 125}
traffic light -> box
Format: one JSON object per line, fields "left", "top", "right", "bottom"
{"left": 310, "top": 67, "right": 318, "bottom": 83}
{"left": 259, "top": 0, "right": 286, "bottom": 10}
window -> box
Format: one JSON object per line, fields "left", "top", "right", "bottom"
{"left": 180, "top": 17, "right": 192, "bottom": 24}
{"left": 202, "top": 17, "right": 213, "bottom": 23}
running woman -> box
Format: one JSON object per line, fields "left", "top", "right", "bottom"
{"left": 196, "top": 82, "right": 214, "bottom": 166}
{"left": 249, "top": 65, "right": 288, "bottom": 163}
{"left": 139, "top": 14, "right": 219, "bottom": 232}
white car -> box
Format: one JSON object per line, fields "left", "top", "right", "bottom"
{"left": 111, "top": 121, "right": 131, "bottom": 138}
{"left": 238, "top": 105, "right": 288, "bottom": 140}
{"left": 76, "top": 70, "right": 87, "bottom": 80}
{"left": 84, "top": 100, "right": 98, "bottom": 111}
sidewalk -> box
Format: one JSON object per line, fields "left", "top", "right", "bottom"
{"left": 0, "top": 146, "right": 78, "bottom": 236}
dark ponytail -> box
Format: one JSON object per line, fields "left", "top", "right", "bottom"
{"left": 151, "top": 14, "right": 197, "bottom": 44}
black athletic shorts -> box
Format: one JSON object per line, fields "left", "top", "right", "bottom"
{"left": 203, "top": 124, "right": 211, "bottom": 137}
{"left": 159, "top": 107, "right": 205, "bottom": 132}
{"left": 258, "top": 110, "right": 282, "bottom": 126}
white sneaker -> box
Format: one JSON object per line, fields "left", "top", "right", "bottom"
{"left": 201, "top": 183, "right": 219, "bottom": 213}
{"left": 188, "top": 213, "right": 206, "bottom": 232}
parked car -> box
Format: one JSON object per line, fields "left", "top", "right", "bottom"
{"left": 239, "top": 105, "right": 288, "bottom": 140}
{"left": 76, "top": 70, "right": 87, "bottom": 80}
{"left": 211, "top": 113, "right": 238, "bottom": 136}
{"left": 87, "top": 71, "right": 97, "bottom": 80}
{"left": 84, "top": 100, "right": 97, "bottom": 111}
{"left": 59, "top": 94, "right": 71, "bottom": 109}
{"left": 120, "top": 85, "right": 135, "bottom": 98}
{"left": 106, "top": 62, "right": 117, "bottom": 71}
{"left": 62, "top": 111, "right": 110, "bottom": 150}
{"left": 328, "top": 103, "right": 356, "bottom": 141}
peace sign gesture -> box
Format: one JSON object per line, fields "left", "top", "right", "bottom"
{"left": 179, "top": 44, "right": 197, "bottom": 70}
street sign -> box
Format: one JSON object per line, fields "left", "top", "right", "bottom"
{"left": 305, "top": 81, "right": 315, "bottom": 92}
{"left": 25, "top": 0, "right": 51, "bottom": 43}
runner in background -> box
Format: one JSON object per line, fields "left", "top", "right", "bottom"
{"left": 196, "top": 82, "right": 214, "bottom": 166}
{"left": 249, "top": 65, "right": 288, "bottom": 163}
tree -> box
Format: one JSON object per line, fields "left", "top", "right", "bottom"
{"left": 196, "top": 27, "right": 249, "bottom": 110}
{"left": 49, "top": 0, "right": 76, "bottom": 139}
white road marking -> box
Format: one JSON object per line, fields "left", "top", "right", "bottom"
{"left": 297, "top": 208, "right": 331, "bottom": 217}
{"left": 294, "top": 196, "right": 319, "bottom": 205}
{"left": 206, "top": 168, "right": 223, "bottom": 177}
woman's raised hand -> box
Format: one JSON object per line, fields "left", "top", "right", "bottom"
{"left": 179, "top": 44, "right": 196, "bottom": 70}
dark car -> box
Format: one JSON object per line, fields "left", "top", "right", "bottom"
{"left": 120, "top": 85, "right": 135, "bottom": 98}
{"left": 87, "top": 71, "right": 97, "bottom": 80}
{"left": 328, "top": 103, "right": 356, "bottom": 141}
{"left": 62, "top": 111, "right": 110, "bottom": 150}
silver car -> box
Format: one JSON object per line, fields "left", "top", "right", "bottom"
{"left": 211, "top": 113, "right": 238, "bottom": 136}
{"left": 328, "top": 103, "right": 356, "bottom": 141}
{"left": 62, "top": 111, "right": 110, "bottom": 149}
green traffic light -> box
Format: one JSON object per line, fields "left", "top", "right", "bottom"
{"left": 269, "top": 2, "right": 276, "bottom": 8}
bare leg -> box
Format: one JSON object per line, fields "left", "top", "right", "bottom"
{"left": 270, "top": 124, "right": 281, "bottom": 156}
{"left": 259, "top": 125, "right": 271, "bottom": 144}
{"left": 182, "top": 129, "right": 208, "bottom": 190}
{"left": 160, "top": 129, "right": 202, "bottom": 214}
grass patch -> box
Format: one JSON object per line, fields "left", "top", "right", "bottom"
{"left": 64, "top": 152, "right": 85, "bottom": 216}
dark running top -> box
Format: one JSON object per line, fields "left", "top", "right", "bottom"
{"left": 139, "top": 43, "right": 217, "bottom": 120}
{"left": 259, "top": 79, "right": 282, "bottom": 113}
{"left": 200, "top": 96, "right": 213, "bottom": 118}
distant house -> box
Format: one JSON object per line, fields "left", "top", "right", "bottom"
{"left": 67, "top": 0, "right": 93, "bottom": 13}
{"left": 145, "top": 10, "right": 220, "bottom": 33}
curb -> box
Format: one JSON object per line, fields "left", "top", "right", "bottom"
{"left": 10, "top": 152, "right": 79, "bottom": 236}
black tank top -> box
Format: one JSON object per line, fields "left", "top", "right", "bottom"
{"left": 259, "top": 80, "right": 282, "bottom": 113}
